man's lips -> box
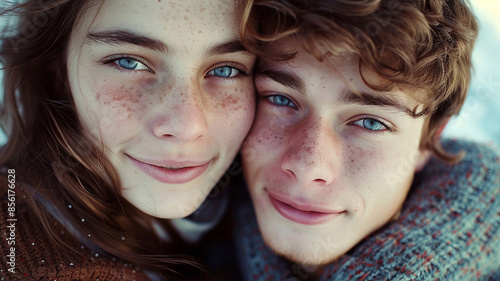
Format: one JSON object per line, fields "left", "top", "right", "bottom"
{"left": 127, "top": 154, "right": 211, "bottom": 184}
{"left": 268, "top": 191, "right": 345, "bottom": 225}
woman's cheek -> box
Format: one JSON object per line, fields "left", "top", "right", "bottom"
{"left": 90, "top": 83, "right": 150, "bottom": 142}
{"left": 206, "top": 80, "right": 256, "bottom": 130}
{"left": 96, "top": 90, "right": 135, "bottom": 117}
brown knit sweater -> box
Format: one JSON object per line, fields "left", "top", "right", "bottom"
{"left": 0, "top": 175, "right": 150, "bottom": 281}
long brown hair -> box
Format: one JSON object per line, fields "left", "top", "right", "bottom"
{"left": 0, "top": 0, "right": 251, "bottom": 277}
{"left": 241, "top": 0, "right": 478, "bottom": 163}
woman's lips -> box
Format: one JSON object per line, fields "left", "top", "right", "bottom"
{"left": 268, "top": 193, "right": 345, "bottom": 225}
{"left": 127, "top": 155, "right": 211, "bottom": 184}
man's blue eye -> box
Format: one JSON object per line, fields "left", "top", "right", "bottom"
{"left": 354, "top": 118, "right": 387, "bottom": 131}
{"left": 209, "top": 66, "right": 239, "bottom": 78}
{"left": 268, "top": 95, "right": 296, "bottom": 108}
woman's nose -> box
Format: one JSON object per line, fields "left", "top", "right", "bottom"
{"left": 152, "top": 79, "right": 208, "bottom": 143}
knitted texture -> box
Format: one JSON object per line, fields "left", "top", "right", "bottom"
{"left": 234, "top": 139, "right": 500, "bottom": 280}
{"left": 0, "top": 176, "right": 149, "bottom": 281}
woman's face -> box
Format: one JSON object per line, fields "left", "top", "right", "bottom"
{"left": 67, "top": 0, "right": 255, "bottom": 218}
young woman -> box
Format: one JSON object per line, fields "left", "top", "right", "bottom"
{"left": 0, "top": 0, "right": 255, "bottom": 279}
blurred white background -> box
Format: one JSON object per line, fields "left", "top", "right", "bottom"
{"left": 442, "top": 0, "right": 500, "bottom": 148}
{"left": 0, "top": 0, "right": 499, "bottom": 147}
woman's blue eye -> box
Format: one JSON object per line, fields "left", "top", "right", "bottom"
{"left": 117, "top": 59, "right": 137, "bottom": 69}
{"left": 354, "top": 118, "right": 387, "bottom": 131}
{"left": 113, "top": 58, "right": 149, "bottom": 71}
{"left": 208, "top": 66, "right": 240, "bottom": 78}
{"left": 268, "top": 95, "right": 296, "bottom": 108}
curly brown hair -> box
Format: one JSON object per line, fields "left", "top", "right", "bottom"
{"left": 241, "top": 0, "right": 478, "bottom": 162}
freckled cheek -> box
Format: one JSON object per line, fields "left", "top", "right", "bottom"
{"left": 242, "top": 115, "right": 291, "bottom": 184}
{"left": 208, "top": 83, "right": 256, "bottom": 129}
{"left": 96, "top": 82, "right": 151, "bottom": 112}
{"left": 344, "top": 144, "right": 392, "bottom": 184}
{"left": 345, "top": 143, "right": 414, "bottom": 202}
{"left": 246, "top": 113, "right": 293, "bottom": 152}
{"left": 346, "top": 145, "right": 374, "bottom": 172}
{"left": 89, "top": 83, "right": 153, "bottom": 135}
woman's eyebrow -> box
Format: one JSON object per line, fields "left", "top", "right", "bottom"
{"left": 207, "top": 40, "right": 248, "bottom": 55}
{"left": 86, "top": 30, "right": 249, "bottom": 57}
{"left": 86, "top": 30, "right": 168, "bottom": 53}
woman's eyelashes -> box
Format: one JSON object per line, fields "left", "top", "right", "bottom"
{"left": 206, "top": 64, "right": 248, "bottom": 79}
{"left": 103, "top": 55, "right": 153, "bottom": 73}
{"left": 102, "top": 55, "right": 248, "bottom": 80}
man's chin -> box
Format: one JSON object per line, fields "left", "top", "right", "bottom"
{"left": 262, "top": 235, "right": 342, "bottom": 266}
{"left": 280, "top": 251, "right": 341, "bottom": 267}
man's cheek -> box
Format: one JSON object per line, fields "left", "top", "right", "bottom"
{"left": 252, "top": 116, "right": 295, "bottom": 148}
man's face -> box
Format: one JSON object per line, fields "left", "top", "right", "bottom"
{"left": 242, "top": 38, "right": 429, "bottom": 265}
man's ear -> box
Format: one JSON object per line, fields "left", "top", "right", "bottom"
{"left": 435, "top": 117, "right": 450, "bottom": 141}
{"left": 415, "top": 117, "right": 450, "bottom": 172}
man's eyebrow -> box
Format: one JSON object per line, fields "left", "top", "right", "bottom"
{"left": 207, "top": 40, "right": 248, "bottom": 55}
{"left": 341, "top": 89, "right": 418, "bottom": 117}
{"left": 257, "top": 70, "right": 305, "bottom": 93}
{"left": 86, "top": 30, "right": 168, "bottom": 53}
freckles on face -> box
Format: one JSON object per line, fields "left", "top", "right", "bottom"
{"left": 345, "top": 141, "right": 406, "bottom": 193}
{"left": 289, "top": 118, "right": 335, "bottom": 165}
{"left": 64, "top": 0, "right": 256, "bottom": 219}
{"left": 247, "top": 117, "right": 289, "bottom": 150}
{"left": 152, "top": 1, "right": 238, "bottom": 44}
{"left": 207, "top": 84, "right": 255, "bottom": 127}
{"left": 89, "top": 79, "right": 156, "bottom": 139}
{"left": 241, "top": 42, "right": 434, "bottom": 265}
{"left": 343, "top": 139, "right": 417, "bottom": 224}
{"left": 213, "top": 89, "right": 242, "bottom": 109}
{"left": 344, "top": 143, "right": 378, "bottom": 177}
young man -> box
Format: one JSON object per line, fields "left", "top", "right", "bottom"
{"left": 233, "top": 0, "right": 500, "bottom": 279}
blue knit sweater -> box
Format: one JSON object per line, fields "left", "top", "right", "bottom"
{"left": 234, "top": 140, "right": 500, "bottom": 280}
